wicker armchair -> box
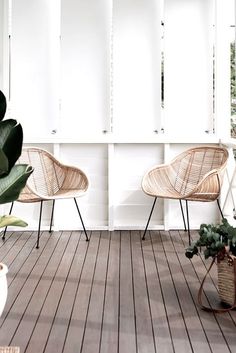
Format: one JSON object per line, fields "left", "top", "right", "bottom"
{"left": 142, "top": 146, "right": 229, "bottom": 244}
{"left": 3, "top": 147, "right": 89, "bottom": 248}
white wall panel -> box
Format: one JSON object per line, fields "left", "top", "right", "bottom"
{"left": 58, "top": 144, "right": 108, "bottom": 228}
{"left": 113, "top": 144, "right": 164, "bottom": 227}
{"left": 60, "top": 0, "right": 111, "bottom": 135}
{"left": 164, "top": 0, "right": 214, "bottom": 136}
{"left": 10, "top": 0, "right": 60, "bottom": 137}
{"left": 113, "top": 0, "right": 162, "bottom": 134}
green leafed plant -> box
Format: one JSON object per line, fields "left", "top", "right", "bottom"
{"left": 0, "top": 90, "right": 33, "bottom": 229}
{"left": 185, "top": 218, "right": 236, "bottom": 260}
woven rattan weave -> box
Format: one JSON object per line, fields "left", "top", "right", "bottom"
{"left": 0, "top": 348, "right": 20, "bottom": 353}
{"left": 142, "top": 146, "right": 228, "bottom": 202}
{"left": 142, "top": 146, "right": 229, "bottom": 242}
{"left": 218, "top": 255, "right": 236, "bottom": 306}
{"left": 18, "top": 147, "right": 88, "bottom": 202}
{"left": 3, "top": 147, "right": 89, "bottom": 248}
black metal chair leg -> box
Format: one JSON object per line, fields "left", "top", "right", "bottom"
{"left": 142, "top": 197, "right": 157, "bottom": 241}
{"left": 36, "top": 201, "right": 43, "bottom": 249}
{"left": 217, "top": 199, "right": 224, "bottom": 220}
{"left": 185, "top": 200, "right": 191, "bottom": 246}
{"left": 2, "top": 202, "right": 14, "bottom": 240}
{"left": 49, "top": 200, "right": 55, "bottom": 233}
{"left": 74, "top": 198, "right": 89, "bottom": 241}
{"left": 179, "top": 199, "right": 187, "bottom": 231}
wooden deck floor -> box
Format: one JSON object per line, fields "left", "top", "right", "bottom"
{"left": 0, "top": 229, "right": 236, "bottom": 353}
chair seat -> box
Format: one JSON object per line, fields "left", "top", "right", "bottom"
{"left": 143, "top": 175, "right": 220, "bottom": 202}
{"left": 18, "top": 188, "right": 86, "bottom": 202}
{"left": 45, "top": 188, "right": 86, "bottom": 199}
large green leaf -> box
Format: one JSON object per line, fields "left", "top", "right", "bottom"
{"left": 0, "top": 148, "right": 8, "bottom": 176}
{"left": 0, "top": 215, "right": 28, "bottom": 228}
{"left": 0, "top": 164, "right": 33, "bottom": 204}
{"left": 0, "top": 120, "right": 23, "bottom": 171}
{"left": 0, "top": 91, "right": 6, "bottom": 122}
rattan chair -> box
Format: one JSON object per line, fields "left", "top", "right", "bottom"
{"left": 142, "top": 146, "right": 229, "bottom": 244}
{"left": 3, "top": 147, "right": 89, "bottom": 248}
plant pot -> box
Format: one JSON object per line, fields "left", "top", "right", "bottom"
{"left": 217, "top": 255, "right": 236, "bottom": 306}
{"left": 0, "top": 263, "right": 8, "bottom": 317}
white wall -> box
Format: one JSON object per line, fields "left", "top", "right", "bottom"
{"left": 60, "top": 0, "right": 111, "bottom": 135}
{"left": 0, "top": 0, "right": 233, "bottom": 231}
{"left": 164, "top": 0, "right": 214, "bottom": 136}
{"left": 113, "top": 0, "right": 162, "bottom": 134}
{"left": 10, "top": 0, "right": 60, "bottom": 136}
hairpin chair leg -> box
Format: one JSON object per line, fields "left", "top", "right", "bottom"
{"left": 179, "top": 199, "right": 187, "bottom": 231}
{"left": 2, "top": 202, "right": 14, "bottom": 240}
{"left": 49, "top": 200, "right": 55, "bottom": 233}
{"left": 36, "top": 201, "right": 43, "bottom": 249}
{"left": 142, "top": 197, "right": 157, "bottom": 241}
{"left": 74, "top": 198, "right": 89, "bottom": 241}
{"left": 217, "top": 199, "right": 224, "bottom": 220}
{"left": 185, "top": 200, "right": 191, "bottom": 246}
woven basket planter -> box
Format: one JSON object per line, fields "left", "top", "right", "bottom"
{"left": 217, "top": 255, "right": 236, "bottom": 306}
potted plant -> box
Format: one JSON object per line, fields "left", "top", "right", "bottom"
{"left": 185, "top": 218, "right": 236, "bottom": 260}
{"left": 185, "top": 218, "right": 236, "bottom": 310}
{"left": 0, "top": 89, "right": 33, "bottom": 316}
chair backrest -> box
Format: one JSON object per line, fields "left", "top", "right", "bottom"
{"left": 170, "top": 146, "right": 228, "bottom": 196}
{"left": 19, "top": 147, "right": 65, "bottom": 197}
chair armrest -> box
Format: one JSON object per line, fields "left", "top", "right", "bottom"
{"left": 183, "top": 169, "right": 222, "bottom": 200}
{"left": 141, "top": 163, "right": 173, "bottom": 195}
{"left": 18, "top": 183, "right": 48, "bottom": 201}
{"left": 61, "top": 165, "right": 89, "bottom": 191}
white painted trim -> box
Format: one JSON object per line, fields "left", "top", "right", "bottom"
{"left": 22, "top": 134, "right": 220, "bottom": 145}
{"left": 2, "top": 0, "right": 9, "bottom": 97}
{"left": 108, "top": 143, "right": 114, "bottom": 231}
{"left": 214, "top": 0, "right": 231, "bottom": 139}
{"left": 6, "top": 224, "right": 165, "bottom": 232}
{"left": 164, "top": 143, "right": 170, "bottom": 230}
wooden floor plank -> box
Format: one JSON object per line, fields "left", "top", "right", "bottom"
{"left": 131, "top": 231, "right": 156, "bottom": 353}
{"left": 43, "top": 233, "right": 89, "bottom": 353}
{"left": 5, "top": 232, "right": 36, "bottom": 286}
{"left": 0, "top": 232, "right": 28, "bottom": 265}
{"left": 163, "top": 230, "right": 212, "bottom": 353}
{"left": 62, "top": 231, "right": 101, "bottom": 353}
{"left": 119, "top": 231, "right": 136, "bottom": 353}
{"left": 9, "top": 231, "right": 73, "bottom": 352}
{"left": 0, "top": 231, "right": 64, "bottom": 347}
{"left": 141, "top": 234, "right": 174, "bottom": 353}
{"left": 99, "top": 231, "right": 120, "bottom": 353}
{"left": 22, "top": 231, "right": 80, "bottom": 353}
{"left": 0, "top": 230, "right": 235, "bottom": 353}
{"left": 81, "top": 231, "right": 110, "bottom": 353}
{"left": 0, "top": 231, "right": 53, "bottom": 327}
{"left": 0, "top": 232, "right": 22, "bottom": 260}
{"left": 150, "top": 230, "right": 193, "bottom": 353}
